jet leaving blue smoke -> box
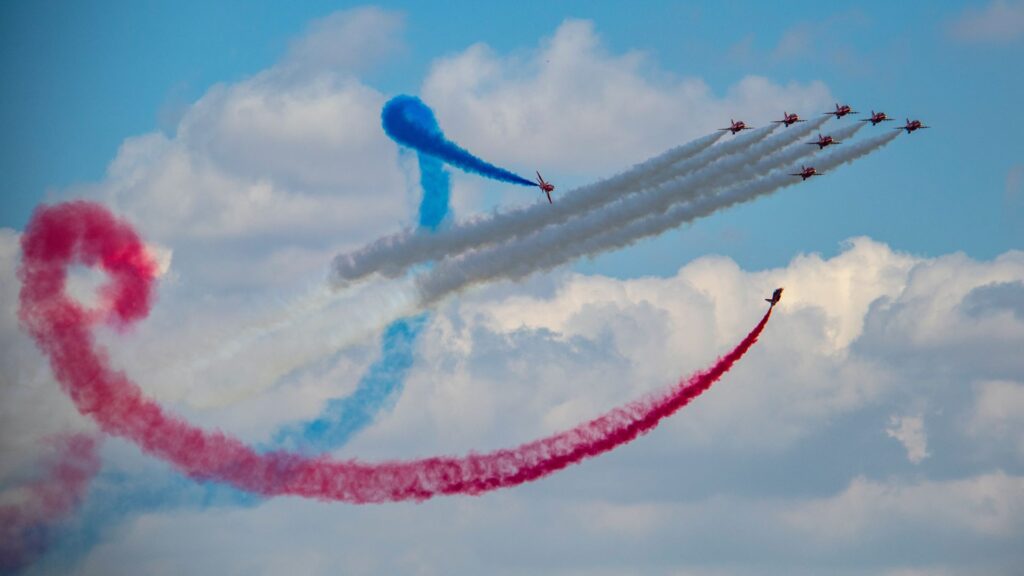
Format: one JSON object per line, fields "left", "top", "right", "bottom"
{"left": 382, "top": 95, "right": 537, "bottom": 188}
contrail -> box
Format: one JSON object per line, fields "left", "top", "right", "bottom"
{"left": 180, "top": 129, "right": 744, "bottom": 390}
{"left": 186, "top": 126, "right": 891, "bottom": 398}
{"left": 173, "top": 123, "right": 881, "bottom": 399}
{"left": 415, "top": 131, "right": 899, "bottom": 301}
{"left": 330, "top": 127, "right": 765, "bottom": 285}
{"left": 382, "top": 95, "right": 536, "bottom": 187}
{"left": 332, "top": 117, "right": 831, "bottom": 286}
{"left": 0, "top": 434, "right": 101, "bottom": 572}
{"left": 19, "top": 200, "right": 773, "bottom": 503}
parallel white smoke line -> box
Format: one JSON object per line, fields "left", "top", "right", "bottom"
{"left": 712, "top": 120, "right": 864, "bottom": 192}
{"left": 330, "top": 127, "right": 773, "bottom": 285}
{"left": 179, "top": 131, "right": 897, "bottom": 403}
{"left": 415, "top": 131, "right": 901, "bottom": 302}
{"left": 406, "top": 119, "right": 833, "bottom": 303}
{"left": 160, "top": 277, "right": 421, "bottom": 409}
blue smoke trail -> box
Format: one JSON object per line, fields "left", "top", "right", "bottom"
{"left": 272, "top": 313, "right": 429, "bottom": 452}
{"left": 417, "top": 154, "right": 451, "bottom": 231}
{"left": 37, "top": 98, "right": 455, "bottom": 574}
{"left": 382, "top": 95, "right": 537, "bottom": 188}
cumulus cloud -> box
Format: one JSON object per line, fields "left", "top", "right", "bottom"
{"left": 67, "top": 10, "right": 412, "bottom": 294}
{"left": 281, "top": 7, "right": 405, "bottom": 77}
{"left": 949, "top": 1, "right": 1024, "bottom": 43}
{"left": 421, "top": 20, "right": 832, "bottom": 185}
{"left": 783, "top": 472, "right": 1024, "bottom": 541}
{"left": 6, "top": 227, "right": 1024, "bottom": 574}
{"left": 969, "top": 379, "right": 1024, "bottom": 459}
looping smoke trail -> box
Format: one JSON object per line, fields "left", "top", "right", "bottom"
{"left": 0, "top": 434, "right": 101, "bottom": 572}
{"left": 19, "top": 201, "right": 772, "bottom": 503}
{"left": 383, "top": 95, "right": 536, "bottom": 187}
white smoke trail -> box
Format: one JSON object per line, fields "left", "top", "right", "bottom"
{"left": 402, "top": 119, "right": 836, "bottom": 303}
{"left": 415, "top": 131, "right": 900, "bottom": 302}
{"left": 331, "top": 128, "right": 772, "bottom": 285}
{"left": 175, "top": 129, "right": 896, "bottom": 403}
{"left": 149, "top": 277, "right": 421, "bottom": 409}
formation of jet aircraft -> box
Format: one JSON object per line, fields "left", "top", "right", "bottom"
{"left": 534, "top": 104, "right": 924, "bottom": 203}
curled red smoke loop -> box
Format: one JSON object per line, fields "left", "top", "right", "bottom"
{"left": 18, "top": 201, "right": 773, "bottom": 504}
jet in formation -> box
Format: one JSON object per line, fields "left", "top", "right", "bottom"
{"left": 896, "top": 118, "right": 929, "bottom": 133}
{"left": 772, "top": 112, "right": 805, "bottom": 127}
{"left": 765, "top": 287, "right": 784, "bottom": 307}
{"left": 790, "top": 165, "right": 822, "bottom": 181}
{"left": 536, "top": 172, "right": 555, "bottom": 204}
{"left": 824, "top": 103, "right": 857, "bottom": 118}
{"left": 719, "top": 119, "right": 753, "bottom": 135}
{"left": 808, "top": 134, "right": 840, "bottom": 149}
{"left": 861, "top": 111, "right": 894, "bottom": 126}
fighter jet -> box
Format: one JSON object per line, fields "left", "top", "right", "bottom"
{"left": 860, "top": 111, "right": 893, "bottom": 126}
{"left": 896, "top": 118, "right": 929, "bottom": 133}
{"left": 536, "top": 172, "right": 555, "bottom": 204}
{"left": 807, "top": 134, "right": 840, "bottom": 149}
{"left": 718, "top": 119, "right": 752, "bottom": 135}
{"left": 772, "top": 112, "right": 805, "bottom": 127}
{"left": 790, "top": 165, "right": 822, "bottom": 180}
{"left": 765, "top": 288, "right": 783, "bottom": 307}
{"left": 824, "top": 103, "right": 857, "bottom": 118}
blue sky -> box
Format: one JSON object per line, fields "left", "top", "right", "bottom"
{"left": 3, "top": 1, "right": 1021, "bottom": 271}
{"left": 1, "top": 2, "right": 1023, "bottom": 575}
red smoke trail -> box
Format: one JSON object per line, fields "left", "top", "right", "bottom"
{"left": 19, "top": 201, "right": 773, "bottom": 503}
{"left": 0, "top": 434, "right": 101, "bottom": 571}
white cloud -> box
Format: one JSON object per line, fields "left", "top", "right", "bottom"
{"left": 949, "top": 1, "right": 1024, "bottom": 43}
{"left": 421, "top": 20, "right": 833, "bottom": 187}
{"left": 969, "top": 379, "right": 1024, "bottom": 459}
{"left": 281, "top": 7, "right": 405, "bottom": 77}
{"left": 886, "top": 414, "right": 930, "bottom": 464}
{"left": 784, "top": 472, "right": 1024, "bottom": 541}
{"left": 68, "top": 10, "right": 413, "bottom": 294}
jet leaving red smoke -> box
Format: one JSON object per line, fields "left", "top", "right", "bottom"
{"left": 19, "top": 201, "right": 773, "bottom": 504}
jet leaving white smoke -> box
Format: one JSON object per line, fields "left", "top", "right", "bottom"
{"left": 331, "top": 128, "right": 762, "bottom": 284}
{"left": 415, "top": 130, "right": 899, "bottom": 302}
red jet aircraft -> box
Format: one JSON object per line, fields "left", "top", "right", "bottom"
{"left": 718, "top": 119, "right": 752, "bottom": 135}
{"left": 536, "top": 172, "right": 555, "bottom": 204}
{"left": 860, "top": 110, "right": 893, "bottom": 126}
{"left": 896, "top": 118, "right": 929, "bottom": 133}
{"left": 772, "top": 112, "right": 805, "bottom": 127}
{"left": 807, "top": 134, "right": 840, "bottom": 149}
{"left": 765, "top": 287, "right": 784, "bottom": 307}
{"left": 790, "top": 165, "right": 822, "bottom": 181}
{"left": 824, "top": 103, "right": 857, "bottom": 118}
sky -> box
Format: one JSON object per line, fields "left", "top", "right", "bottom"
{"left": 1, "top": 1, "right": 1023, "bottom": 575}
